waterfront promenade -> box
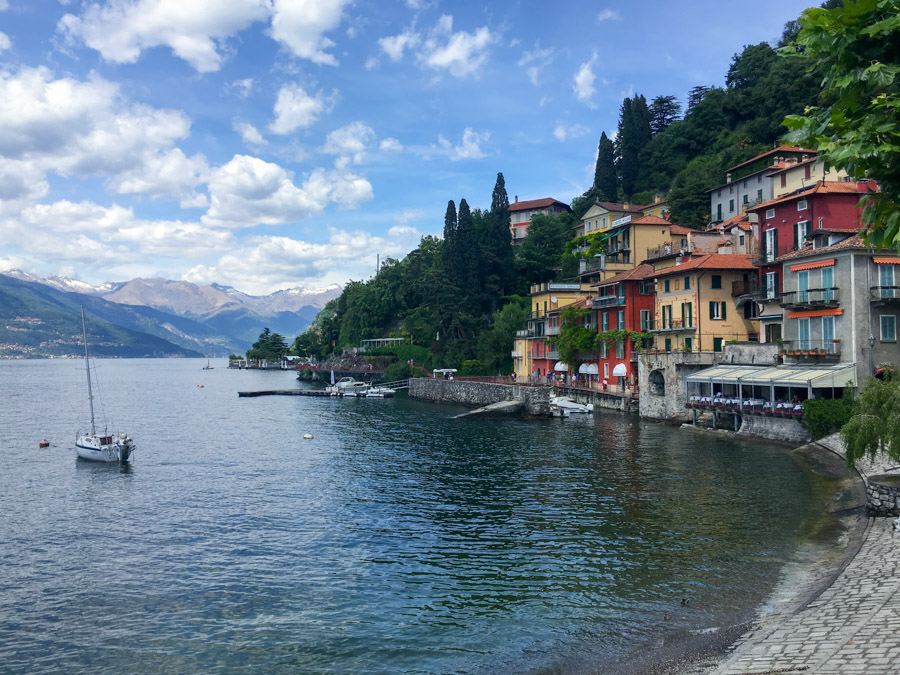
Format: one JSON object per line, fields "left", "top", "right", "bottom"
{"left": 710, "top": 440, "right": 900, "bottom": 674}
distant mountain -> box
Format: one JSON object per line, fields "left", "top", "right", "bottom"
{"left": 0, "top": 270, "right": 342, "bottom": 354}
{"left": 0, "top": 275, "right": 204, "bottom": 358}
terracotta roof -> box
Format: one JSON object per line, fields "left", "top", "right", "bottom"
{"left": 652, "top": 254, "right": 755, "bottom": 278}
{"left": 774, "top": 233, "right": 867, "bottom": 263}
{"left": 749, "top": 180, "right": 878, "bottom": 212}
{"left": 509, "top": 197, "right": 570, "bottom": 212}
{"left": 596, "top": 263, "right": 656, "bottom": 287}
{"left": 669, "top": 224, "right": 696, "bottom": 235}
{"left": 767, "top": 156, "right": 821, "bottom": 176}
{"left": 716, "top": 213, "right": 750, "bottom": 231}
{"left": 726, "top": 146, "right": 818, "bottom": 173}
{"left": 592, "top": 201, "right": 649, "bottom": 212}
{"left": 631, "top": 215, "right": 672, "bottom": 226}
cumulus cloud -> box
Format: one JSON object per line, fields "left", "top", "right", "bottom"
{"left": 202, "top": 154, "right": 372, "bottom": 229}
{"left": 596, "top": 9, "right": 620, "bottom": 22}
{"left": 377, "top": 15, "right": 495, "bottom": 78}
{"left": 268, "top": 0, "right": 350, "bottom": 66}
{"left": 229, "top": 78, "right": 254, "bottom": 98}
{"left": 57, "top": 0, "right": 270, "bottom": 73}
{"left": 379, "top": 137, "right": 403, "bottom": 152}
{"left": 553, "top": 124, "right": 589, "bottom": 142}
{"left": 0, "top": 31, "right": 10, "bottom": 52}
{"left": 413, "top": 127, "right": 488, "bottom": 161}
{"left": 233, "top": 120, "right": 267, "bottom": 147}
{"left": 268, "top": 83, "right": 333, "bottom": 135}
{"left": 573, "top": 53, "right": 600, "bottom": 108}
{"left": 322, "top": 122, "right": 375, "bottom": 164}
{"left": 518, "top": 44, "right": 554, "bottom": 86}
{"left": 108, "top": 148, "right": 210, "bottom": 208}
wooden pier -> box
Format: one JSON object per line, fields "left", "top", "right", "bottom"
{"left": 238, "top": 389, "right": 333, "bottom": 397}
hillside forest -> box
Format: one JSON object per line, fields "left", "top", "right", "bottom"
{"left": 289, "top": 1, "right": 845, "bottom": 376}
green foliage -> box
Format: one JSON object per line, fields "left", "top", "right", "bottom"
{"left": 593, "top": 131, "right": 618, "bottom": 201}
{"left": 460, "top": 360, "right": 483, "bottom": 376}
{"left": 516, "top": 213, "right": 571, "bottom": 284}
{"left": 617, "top": 95, "right": 653, "bottom": 198}
{"left": 365, "top": 344, "right": 433, "bottom": 370}
{"left": 803, "top": 389, "right": 859, "bottom": 440}
{"left": 649, "top": 94, "right": 682, "bottom": 134}
{"left": 782, "top": 0, "right": 900, "bottom": 249}
{"left": 597, "top": 329, "right": 652, "bottom": 349}
{"left": 668, "top": 155, "right": 723, "bottom": 229}
{"left": 552, "top": 305, "right": 596, "bottom": 367}
{"left": 383, "top": 361, "right": 412, "bottom": 381}
{"left": 246, "top": 327, "right": 288, "bottom": 361}
{"left": 842, "top": 371, "right": 900, "bottom": 468}
{"left": 476, "top": 296, "right": 529, "bottom": 374}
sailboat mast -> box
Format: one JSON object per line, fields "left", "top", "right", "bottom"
{"left": 81, "top": 305, "right": 96, "bottom": 435}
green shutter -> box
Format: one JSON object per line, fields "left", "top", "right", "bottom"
{"left": 761, "top": 230, "right": 767, "bottom": 262}
{"left": 709, "top": 301, "right": 715, "bottom": 320}
{"left": 721, "top": 302, "right": 727, "bottom": 320}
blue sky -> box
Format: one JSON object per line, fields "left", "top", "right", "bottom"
{"left": 0, "top": 0, "right": 815, "bottom": 294}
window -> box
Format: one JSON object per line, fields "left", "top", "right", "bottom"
{"left": 709, "top": 301, "right": 726, "bottom": 320}
{"left": 729, "top": 185, "right": 734, "bottom": 194}
{"left": 739, "top": 234, "right": 745, "bottom": 246}
{"left": 665, "top": 338, "right": 672, "bottom": 352}
{"left": 781, "top": 174, "right": 787, "bottom": 188}
{"left": 640, "top": 310, "right": 650, "bottom": 331}
{"left": 882, "top": 315, "right": 897, "bottom": 342}
{"left": 757, "top": 189, "right": 763, "bottom": 202}
{"left": 662, "top": 305, "right": 672, "bottom": 328}
{"left": 616, "top": 340, "right": 625, "bottom": 358}
{"left": 763, "top": 228, "right": 778, "bottom": 263}
{"left": 797, "top": 199, "right": 808, "bottom": 211}
{"left": 795, "top": 220, "right": 810, "bottom": 249}
{"left": 717, "top": 189, "right": 722, "bottom": 197}
{"left": 602, "top": 216, "right": 607, "bottom": 228}
{"left": 617, "top": 310, "right": 625, "bottom": 330}
{"left": 743, "top": 180, "right": 748, "bottom": 188}
{"left": 684, "top": 276, "right": 691, "bottom": 290}
{"left": 822, "top": 267, "right": 834, "bottom": 302}
{"left": 601, "top": 313, "right": 609, "bottom": 332}
{"left": 711, "top": 275, "right": 722, "bottom": 289}
{"left": 600, "top": 341, "right": 608, "bottom": 358}
{"left": 713, "top": 337, "right": 723, "bottom": 352}
{"left": 743, "top": 194, "right": 749, "bottom": 204}
{"left": 766, "top": 271, "right": 779, "bottom": 299}
{"left": 639, "top": 280, "right": 652, "bottom": 295}
{"left": 757, "top": 174, "right": 762, "bottom": 183}
{"left": 729, "top": 199, "right": 735, "bottom": 213}
{"left": 664, "top": 279, "right": 670, "bottom": 293}
{"left": 798, "top": 317, "right": 811, "bottom": 350}
{"left": 765, "top": 208, "right": 775, "bottom": 220}
{"left": 717, "top": 204, "right": 723, "bottom": 221}
{"left": 682, "top": 302, "right": 693, "bottom": 328}
{"left": 822, "top": 315, "right": 835, "bottom": 349}
{"left": 674, "top": 279, "right": 681, "bottom": 291}
{"left": 603, "top": 362, "right": 609, "bottom": 378}
{"left": 880, "top": 264, "right": 894, "bottom": 298}
{"left": 684, "top": 336, "right": 692, "bottom": 352}
{"left": 798, "top": 270, "right": 809, "bottom": 303}
{"left": 805, "top": 164, "right": 811, "bottom": 180}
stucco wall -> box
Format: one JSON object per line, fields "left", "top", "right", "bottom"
{"left": 638, "top": 351, "right": 717, "bottom": 420}
{"left": 409, "top": 379, "right": 551, "bottom": 417}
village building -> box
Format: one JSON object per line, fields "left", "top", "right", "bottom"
{"left": 509, "top": 197, "right": 571, "bottom": 244}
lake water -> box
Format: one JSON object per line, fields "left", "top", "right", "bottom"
{"left": 0, "top": 359, "right": 827, "bottom": 673}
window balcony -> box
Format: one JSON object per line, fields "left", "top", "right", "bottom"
{"left": 779, "top": 287, "right": 840, "bottom": 310}
{"left": 516, "top": 329, "right": 533, "bottom": 338}
{"left": 647, "top": 318, "right": 696, "bottom": 333}
{"left": 731, "top": 279, "right": 761, "bottom": 297}
{"left": 779, "top": 338, "right": 841, "bottom": 361}
{"left": 647, "top": 242, "right": 692, "bottom": 260}
{"left": 592, "top": 295, "right": 626, "bottom": 308}
{"left": 871, "top": 286, "right": 900, "bottom": 303}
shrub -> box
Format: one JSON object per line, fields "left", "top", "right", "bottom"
{"left": 803, "top": 391, "right": 858, "bottom": 440}
{"left": 383, "top": 361, "right": 411, "bottom": 381}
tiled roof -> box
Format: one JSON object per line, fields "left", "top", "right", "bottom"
{"left": 509, "top": 197, "right": 570, "bottom": 212}
{"left": 593, "top": 201, "right": 649, "bottom": 212}
{"left": 767, "top": 156, "right": 821, "bottom": 176}
{"left": 669, "top": 224, "right": 696, "bottom": 235}
{"left": 652, "top": 254, "right": 755, "bottom": 278}
{"left": 726, "top": 145, "right": 818, "bottom": 173}
{"left": 774, "top": 233, "right": 867, "bottom": 262}
{"left": 749, "top": 180, "right": 876, "bottom": 212}
{"left": 596, "top": 263, "right": 656, "bottom": 286}
{"left": 631, "top": 215, "right": 672, "bottom": 226}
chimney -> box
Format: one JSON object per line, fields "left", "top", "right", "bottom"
{"left": 514, "top": 195, "right": 518, "bottom": 203}
{"left": 726, "top": 173, "right": 732, "bottom": 184}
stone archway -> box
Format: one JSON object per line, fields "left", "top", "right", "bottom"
{"left": 648, "top": 369, "right": 666, "bottom": 396}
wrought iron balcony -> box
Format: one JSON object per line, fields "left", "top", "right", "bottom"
{"left": 871, "top": 286, "right": 900, "bottom": 302}
{"left": 647, "top": 242, "right": 692, "bottom": 260}
{"left": 647, "top": 318, "right": 696, "bottom": 333}
{"left": 779, "top": 287, "right": 840, "bottom": 310}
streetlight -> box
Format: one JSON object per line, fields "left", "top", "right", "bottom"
{"left": 869, "top": 333, "right": 875, "bottom": 376}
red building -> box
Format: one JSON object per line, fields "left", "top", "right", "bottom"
{"left": 592, "top": 263, "right": 656, "bottom": 389}
{"left": 747, "top": 179, "right": 878, "bottom": 342}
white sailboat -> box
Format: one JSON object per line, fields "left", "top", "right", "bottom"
{"left": 202, "top": 359, "right": 213, "bottom": 370}
{"left": 75, "top": 306, "right": 136, "bottom": 462}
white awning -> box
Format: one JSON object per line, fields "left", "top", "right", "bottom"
{"left": 686, "top": 364, "right": 857, "bottom": 389}
{"left": 612, "top": 363, "right": 627, "bottom": 377}
{"left": 554, "top": 361, "right": 569, "bottom": 372}
{"left": 578, "top": 363, "right": 599, "bottom": 374}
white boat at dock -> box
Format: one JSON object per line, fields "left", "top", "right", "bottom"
{"left": 550, "top": 396, "right": 593, "bottom": 416}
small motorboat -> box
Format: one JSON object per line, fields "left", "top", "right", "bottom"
{"left": 365, "top": 387, "right": 396, "bottom": 398}
{"left": 39, "top": 440, "right": 50, "bottom": 448}
{"left": 550, "top": 396, "right": 593, "bottom": 415}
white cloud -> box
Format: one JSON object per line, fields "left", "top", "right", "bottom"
{"left": 322, "top": 122, "right": 375, "bottom": 164}
{"left": 364, "top": 56, "right": 379, "bottom": 70}
{"left": 0, "top": 1, "right": 9, "bottom": 11}
{"left": 202, "top": 154, "right": 372, "bottom": 229}
{"left": 425, "top": 127, "right": 488, "bottom": 161}
{"left": 268, "top": 83, "right": 333, "bottom": 135}
{"left": 268, "top": 0, "right": 350, "bottom": 66}
{"left": 233, "top": 120, "right": 267, "bottom": 147}
{"left": 553, "top": 124, "right": 589, "bottom": 142}
{"left": 405, "top": 0, "right": 428, "bottom": 8}
{"left": 0, "top": 31, "right": 10, "bottom": 52}
{"left": 229, "top": 78, "right": 254, "bottom": 98}
{"left": 596, "top": 9, "right": 620, "bottom": 22}
{"left": 573, "top": 53, "right": 599, "bottom": 108}
{"left": 518, "top": 44, "right": 554, "bottom": 86}
{"left": 0, "top": 67, "right": 203, "bottom": 204}
{"left": 57, "top": 0, "right": 271, "bottom": 73}
{"left": 421, "top": 16, "right": 495, "bottom": 78}
{"left": 395, "top": 209, "right": 423, "bottom": 225}
{"left": 379, "top": 137, "right": 403, "bottom": 152}
{"left": 378, "top": 29, "right": 419, "bottom": 62}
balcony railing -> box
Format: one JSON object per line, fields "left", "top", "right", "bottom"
{"left": 516, "top": 329, "right": 533, "bottom": 338}
{"left": 647, "top": 242, "right": 692, "bottom": 260}
{"left": 546, "top": 325, "right": 560, "bottom": 336}
{"left": 647, "top": 318, "right": 696, "bottom": 332}
{"left": 779, "top": 338, "right": 841, "bottom": 359}
{"left": 593, "top": 295, "right": 626, "bottom": 308}
{"left": 779, "top": 287, "right": 840, "bottom": 310}
{"left": 871, "top": 286, "right": 900, "bottom": 302}
{"left": 732, "top": 280, "right": 761, "bottom": 297}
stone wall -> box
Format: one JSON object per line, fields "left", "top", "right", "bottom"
{"left": 866, "top": 477, "right": 900, "bottom": 517}
{"left": 638, "top": 352, "right": 716, "bottom": 421}
{"left": 736, "top": 414, "right": 811, "bottom": 445}
{"left": 554, "top": 385, "right": 637, "bottom": 412}
{"left": 409, "top": 379, "right": 551, "bottom": 417}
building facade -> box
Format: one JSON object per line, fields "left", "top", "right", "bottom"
{"left": 509, "top": 197, "right": 571, "bottom": 244}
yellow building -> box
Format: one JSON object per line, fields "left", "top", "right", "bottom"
{"left": 650, "top": 254, "right": 759, "bottom": 352}
{"left": 513, "top": 282, "right": 592, "bottom": 380}
{"left": 770, "top": 157, "right": 848, "bottom": 198}
{"left": 641, "top": 197, "right": 668, "bottom": 219}
{"left": 574, "top": 201, "right": 645, "bottom": 238}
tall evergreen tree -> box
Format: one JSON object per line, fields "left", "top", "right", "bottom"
{"left": 686, "top": 85, "right": 712, "bottom": 113}
{"left": 442, "top": 199, "right": 458, "bottom": 285}
{"left": 456, "top": 198, "right": 478, "bottom": 298}
{"left": 617, "top": 95, "right": 652, "bottom": 199}
{"left": 649, "top": 95, "right": 682, "bottom": 135}
{"left": 488, "top": 173, "right": 513, "bottom": 296}
{"left": 593, "top": 132, "right": 618, "bottom": 202}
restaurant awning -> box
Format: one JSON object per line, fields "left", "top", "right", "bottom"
{"left": 554, "top": 361, "right": 569, "bottom": 372}
{"left": 578, "top": 363, "right": 599, "bottom": 374}
{"left": 612, "top": 363, "right": 627, "bottom": 377}
{"left": 686, "top": 364, "right": 857, "bottom": 389}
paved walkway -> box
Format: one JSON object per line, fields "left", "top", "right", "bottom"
{"left": 712, "top": 439, "right": 900, "bottom": 674}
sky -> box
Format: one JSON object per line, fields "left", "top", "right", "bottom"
{"left": 0, "top": 0, "right": 817, "bottom": 295}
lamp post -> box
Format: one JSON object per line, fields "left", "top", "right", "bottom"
{"left": 869, "top": 333, "right": 875, "bottom": 376}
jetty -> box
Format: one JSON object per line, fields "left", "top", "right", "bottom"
{"left": 239, "top": 379, "right": 409, "bottom": 398}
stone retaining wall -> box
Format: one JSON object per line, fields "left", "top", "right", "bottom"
{"left": 736, "top": 414, "right": 811, "bottom": 445}
{"left": 409, "top": 379, "right": 551, "bottom": 417}
{"left": 866, "top": 477, "right": 900, "bottom": 517}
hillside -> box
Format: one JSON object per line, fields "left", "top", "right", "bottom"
{"left": 0, "top": 275, "right": 204, "bottom": 358}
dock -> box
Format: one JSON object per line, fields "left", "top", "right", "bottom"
{"left": 238, "top": 389, "right": 333, "bottom": 397}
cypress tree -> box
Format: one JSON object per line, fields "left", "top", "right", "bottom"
{"left": 489, "top": 172, "right": 513, "bottom": 295}
{"left": 617, "top": 95, "right": 652, "bottom": 199}
{"left": 442, "top": 199, "right": 458, "bottom": 284}
{"left": 593, "top": 132, "right": 618, "bottom": 202}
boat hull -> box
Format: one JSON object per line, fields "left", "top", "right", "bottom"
{"left": 76, "top": 435, "right": 135, "bottom": 462}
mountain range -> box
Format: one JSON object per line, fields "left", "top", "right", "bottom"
{"left": 0, "top": 271, "right": 340, "bottom": 358}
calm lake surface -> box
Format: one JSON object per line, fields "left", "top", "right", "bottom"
{"left": 0, "top": 359, "right": 826, "bottom": 673}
